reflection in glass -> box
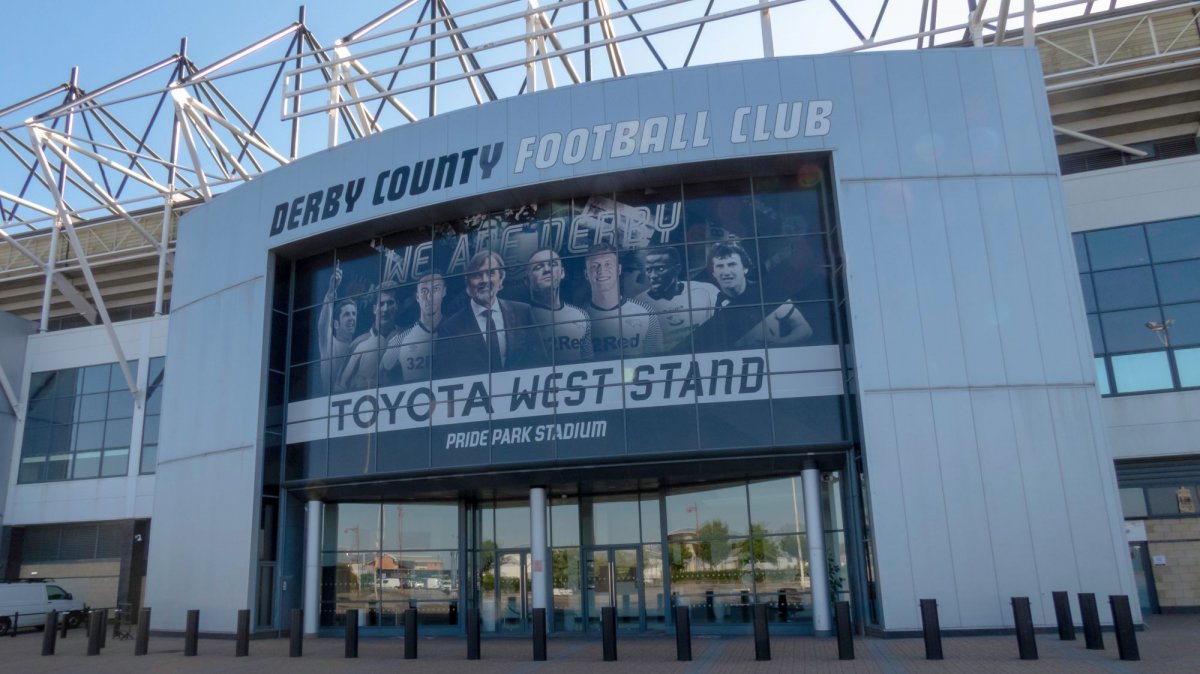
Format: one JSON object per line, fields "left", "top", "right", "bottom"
{"left": 1111, "top": 352, "right": 1173, "bottom": 393}
{"left": 1146, "top": 216, "right": 1200, "bottom": 263}
{"left": 1175, "top": 348, "right": 1200, "bottom": 387}
{"left": 1086, "top": 226, "right": 1149, "bottom": 270}
{"left": 1100, "top": 307, "right": 1165, "bottom": 353}
{"left": 1163, "top": 302, "right": 1200, "bottom": 347}
{"left": 1092, "top": 267, "right": 1158, "bottom": 311}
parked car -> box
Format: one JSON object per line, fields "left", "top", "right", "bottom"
{"left": 0, "top": 581, "right": 87, "bottom": 634}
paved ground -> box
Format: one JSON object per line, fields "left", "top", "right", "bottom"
{"left": 1, "top": 614, "right": 1197, "bottom": 672}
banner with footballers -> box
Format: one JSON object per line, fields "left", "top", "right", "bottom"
{"left": 284, "top": 164, "right": 849, "bottom": 476}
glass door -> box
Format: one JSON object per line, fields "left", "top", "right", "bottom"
{"left": 585, "top": 546, "right": 644, "bottom": 632}
{"left": 495, "top": 549, "right": 531, "bottom": 632}
{"left": 1129, "top": 543, "right": 1160, "bottom": 615}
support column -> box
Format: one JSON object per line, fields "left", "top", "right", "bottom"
{"left": 803, "top": 464, "right": 832, "bottom": 635}
{"left": 304, "top": 499, "right": 322, "bottom": 634}
{"left": 529, "top": 487, "right": 549, "bottom": 614}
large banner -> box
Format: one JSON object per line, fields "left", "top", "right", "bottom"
{"left": 285, "top": 164, "right": 847, "bottom": 474}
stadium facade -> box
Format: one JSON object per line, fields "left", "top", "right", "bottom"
{"left": 2, "top": 0, "right": 1199, "bottom": 638}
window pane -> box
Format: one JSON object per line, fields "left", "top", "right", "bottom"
{"left": 1119, "top": 487, "right": 1147, "bottom": 518}
{"left": 104, "top": 418, "right": 133, "bottom": 448}
{"left": 748, "top": 477, "right": 806, "bottom": 535}
{"left": 1095, "top": 357, "right": 1111, "bottom": 395}
{"left": 1086, "top": 226, "right": 1149, "bottom": 270}
{"left": 101, "top": 448, "right": 129, "bottom": 477}
{"left": 72, "top": 451, "right": 101, "bottom": 479}
{"left": 381, "top": 503, "right": 459, "bottom": 550}
{"left": 1080, "top": 274, "right": 1097, "bottom": 313}
{"left": 1163, "top": 302, "right": 1200, "bottom": 347}
{"left": 1093, "top": 267, "right": 1158, "bottom": 311}
{"left": 108, "top": 362, "right": 136, "bottom": 391}
{"left": 107, "top": 391, "right": 134, "bottom": 419}
{"left": 142, "top": 415, "right": 160, "bottom": 444}
{"left": 665, "top": 484, "right": 749, "bottom": 537}
{"left": 1087, "top": 314, "right": 1104, "bottom": 354}
{"left": 684, "top": 178, "right": 754, "bottom": 242}
{"left": 1175, "top": 348, "right": 1200, "bottom": 387}
{"left": 1111, "top": 352, "right": 1173, "bottom": 393}
{"left": 1147, "top": 486, "right": 1198, "bottom": 516}
{"left": 592, "top": 497, "right": 641, "bottom": 545}
{"left": 76, "top": 393, "right": 108, "bottom": 422}
{"left": 74, "top": 421, "right": 105, "bottom": 450}
{"left": 1146, "top": 216, "right": 1200, "bottom": 263}
{"left": 1072, "top": 233, "right": 1089, "bottom": 272}
{"left": 1100, "top": 307, "right": 1164, "bottom": 353}
{"left": 1154, "top": 260, "right": 1200, "bottom": 305}
{"left": 81, "top": 365, "right": 111, "bottom": 394}
{"left": 140, "top": 444, "right": 158, "bottom": 474}
{"left": 753, "top": 174, "right": 825, "bottom": 236}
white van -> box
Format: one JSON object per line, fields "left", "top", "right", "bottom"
{"left": 0, "top": 581, "right": 87, "bottom": 634}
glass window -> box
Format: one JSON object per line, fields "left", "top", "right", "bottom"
{"left": 1176, "top": 347, "right": 1200, "bottom": 387}
{"left": 1100, "top": 307, "right": 1165, "bottom": 353}
{"left": 381, "top": 503, "right": 458, "bottom": 550}
{"left": 1163, "top": 302, "right": 1200, "bottom": 347}
{"left": 1154, "top": 260, "right": 1200, "bottom": 305}
{"left": 1087, "top": 314, "right": 1104, "bottom": 354}
{"left": 1111, "top": 352, "right": 1173, "bottom": 393}
{"left": 591, "top": 497, "right": 641, "bottom": 545}
{"left": 684, "top": 178, "right": 754, "bottom": 242}
{"left": 1147, "top": 486, "right": 1198, "bottom": 516}
{"left": 1086, "top": 226, "right": 1149, "bottom": 270}
{"left": 1092, "top": 267, "right": 1158, "bottom": 311}
{"left": 665, "top": 485, "right": 750, "bottom": 537}
{"left": 1072, "top": 234, "right": 1090, "bottom": 272}
{"left": 1080, "top": 274, "right": 1097, "bottom": 313}
{"left": 1146, "top": 216, "right": 1200, "bottom": 263}
{"left": 1119, "top": 487, "right": 1148, "bottom": 518}
{"left": 1094, "top": 357, "right": 1111, "bottom": 395}
{"left": 748, "top": 477, "right": 806, "bottom": 535}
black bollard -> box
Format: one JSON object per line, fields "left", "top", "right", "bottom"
{"left": 60, "top": 612, "right": 69, "bottom": 639}
{"left": 9, "top": 612, "right": 15, "bottom": 638}
{"left": 1011, "top": 597, "right": 1038, "bottom": 660}
{"left": 87, "top": 611, "right": 103, "bottom": 656}
{"left": 466, "top": 607, "right": 481, "bottom": 660}
{"left": 704, "top": 590, "right": 715, "bottom": 622}
{"left": 778, "top": 590, "right": 788, "bottom": 622}
{"left": 289, "top": 608, "right": 303, "bottom": 657}
{"left": 532, "top": 608, "right": 547, "bottom": 661}
{"left": 1078, "top": 593, "right": 1104, "bottom": 650}
{"left": 345, "top": 609, "right": 359, "bottom": 658}
{"left": 235, "top": 609, "right": 250, "bottom": 657}
{"left": 184, "top": 609, "right": 199, "bottom": 656}
{"left": 404, "top": 607, "right": 418, "bottom": 659}
{"left": 919, "top": 599, "right": 943, "bottom": 660}
{"left": 1052, "top": 591, "right": 1075, "bottom": 640}
{"left": 674, "top": 605, "right": 692, "bottom": 661}
{"left": 602, "top": 606, "right": 618, "bottom": 661}
{"left": 42, "top": 610, "right": 58, "bottom": 656}
{"left": 835, "top": 601, "right": 854, "bottom": 660}
{"left": 449, "top": 602, "right": 458, "bottom": 625}
{"left": 135, "top": 608, "right": 150, "bottom": 656}
{"left": 740, "top": 590, "right": 751, "bottom": 622}
{"left": 753, "top": 603, "right": 771, "bottom": 661}
{"left": 1109, "top": 595, "right": 1140, "bottom": 661}
{"left": 99, "top": 609, "right": 107, "bottom": 648}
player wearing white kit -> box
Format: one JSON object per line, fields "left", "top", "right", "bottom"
{"left": 383, "top": 272, "right": 445, "bottom": 382}
{"left": 583, "top": 243, "right": 663, "bottom": 360}
{"left": 526, "top": 249, "right": 593, "bottom": 363}
{"left": 634, "top": 247, "right": 719, "bottom": 352}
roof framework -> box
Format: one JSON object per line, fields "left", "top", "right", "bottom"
{"left": 0, "top": 0, "right": 1193, "bottom": 412}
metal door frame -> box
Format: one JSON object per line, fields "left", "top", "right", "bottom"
{"left": 584, "top": 545, "right": 646, "bottom": 632}
{"left": 493, "top": 548, "right": 531, "bottom": 632}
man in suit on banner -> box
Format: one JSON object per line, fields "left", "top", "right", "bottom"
{"left": 435, "top": 250, "right": 548, "bottom": 378}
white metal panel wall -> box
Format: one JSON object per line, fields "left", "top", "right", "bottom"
{"left": 0, "top": 311, "right": 35, "bottom": 526}
{"left": 153, "top": 48, "right": 1136, "bottom": 633}
{"left": 835, "top": 49, "right": 1137, "bottom": 631}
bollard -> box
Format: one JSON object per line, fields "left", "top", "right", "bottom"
{"left": 1109, "top": 595, "right": 1139, "bottom": 661}
{"left": 753, "top": 603, "right": 771, "bottom": 661}
{"left": 41, "top": 610, "right": 58, "bottom": 656}
{"left": 466, "top": 607, "right": 481, "bottom": 660}
{"left": 345, "top": 609, "right": 359, "bottom": 658}
{"left": 184, "top": 609, "right": 199, "bottom": 656}
{"left": 87, "top": 611, "right": 103, "bottom": 656}
{"left": 778, "top": 590, "right": 789, "bottom": 622}
{"left": 134, "top": 608, "right": 150, "bottom": 655}
{"left": 704, "top": 590, "right": 715, "bottom": 622}
{"left": 9, "top": 612, "right": 15, "bottom": 638}
{"left": 602, "top": 606, "right": 618, "bottom": 661}
{"left": 289, "top": 608, "right": 303, "bottom": 657}
{"left": 919, "top": 599, "right": 943, "bottom": 660}
{"left": 99, "top": 609, "right": 108, "bottom": 648}
{"left": 1052, "top": 591, "right": 1075, "bottom": 640}
{"left": 835, "top": 601, "right": 854, "bottom": 661}
{"left": 449, "top": 602, "right": 458, "bottom": 625}
{"left": 60, "top": 612, "right": 69, "bottom": 639}
{"left": 1011, "top": 597, "right": 1038, "bottom": 660}
{"left": 674, "top": 605, "right": 692, "bottom": 661}
{"left": 404, "top": 607, "right": 418, "bottom": 659}
{"left": 532, "top": 607, "right": 547, "bottom": 661}
{"left": 236, "top": 609, "right": 250, "bottom": 657}
{"left": 1078, "top": 593, "right": 1104, "bottom": 650}
{"left": 740, "top": 590, "right": 751, "bottom": 622}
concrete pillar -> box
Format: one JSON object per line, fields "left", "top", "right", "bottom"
{"left": 803, "top": 465, "right": 832, "bottom": 635}
{"left": 529, "top": 488, "right": 549, "bottom": 612}
{"left": 304, "top": 499, "right": 322, "bottom": 634}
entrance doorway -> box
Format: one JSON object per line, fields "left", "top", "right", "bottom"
{"left": 490, "top": 549, "right": 531, "bottom": 632}
{"left": 1129, "top": 543, "right": 1160, "bottom": 615}
{"left": 585, "top": 546, "right": 644, "bottom": 632}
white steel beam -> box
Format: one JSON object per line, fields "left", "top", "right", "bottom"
{"left": 0, "top": 226, "right": 98, "bottom": 323}
{"left": 0, "top": 359, "right": 19, "bottom": 421}
{"left": 1053, "top": 124, "right": 1150, "bottom": 156}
